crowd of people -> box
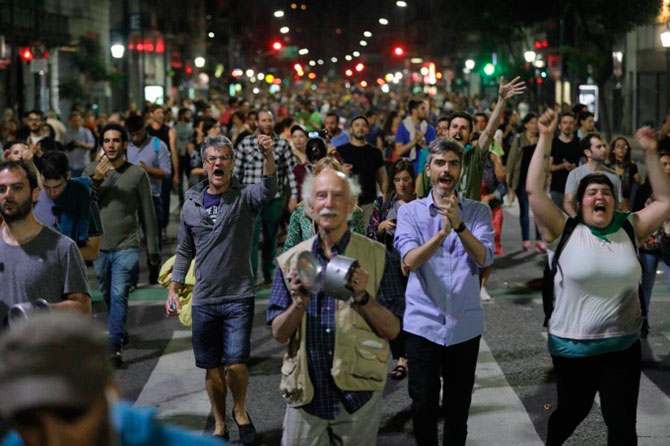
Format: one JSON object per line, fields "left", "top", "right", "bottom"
{"left": 0, "top": 76, "right": 668, "bottom": 446}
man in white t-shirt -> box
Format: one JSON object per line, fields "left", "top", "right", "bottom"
{"left": 564, "top": 133, "right": 622, "bottom": 217}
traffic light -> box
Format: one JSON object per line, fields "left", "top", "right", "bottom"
{"left": 18, "top": 47, "right": 33, "bottom": 63}
{"left": 392, "top": 45, "right": 405, "bottom": 57}
{"left": 345, "top": 69, "right": 353, "bottom": 77}
{"left": 271, "top": 40, "right": 283, "bottom": 51}
{"left": 355, "top": 62, "right": 364, "bottom": 72}
{"left": 483, "top": 63, "right": 495, "bottom": 76}
{"left": 293, "top": 63, "right": 304, "bottom": 76}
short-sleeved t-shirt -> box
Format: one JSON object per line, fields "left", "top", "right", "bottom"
{"left": 0, "top": 226, "right": 90, "bottom": 323}
{"left": 564, "top": 164, "right": 623, "bottom": 203}
{"left": 203, "top": 191, "right": 223, "bottom": 223}
{"left": 336, "top": 143, "right": 384, "bottom": 205}
{"left": 550, "top": 137, "right": 581, "bottom": 193}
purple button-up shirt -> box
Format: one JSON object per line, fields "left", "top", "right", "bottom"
{"left": 394, "top": 192, "right": 494, "bottom": 347}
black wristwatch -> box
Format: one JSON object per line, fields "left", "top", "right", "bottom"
{"left": 454, "top": 222, "right": 467, "bottom": 233}
{"left": 354, "top": 291, "right": 370, "bottom": 306}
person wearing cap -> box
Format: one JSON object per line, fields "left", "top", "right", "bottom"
{"left": 0, "top": 312, "right": 226, "bottom": 446}
{"left": 0, "top": 159, "right": 91, "bottom": 326}
{"left": 336, "top": 114, "right": 388, "bottom": 228}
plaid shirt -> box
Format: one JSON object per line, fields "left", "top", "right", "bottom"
{"left": 233, "top": 132, "right": 297, "bottom": 199}
{"left": 267, "top": 230, "right": 404, "bottom": 419}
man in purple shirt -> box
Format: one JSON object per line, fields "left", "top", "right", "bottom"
{"left": 394, "top": 139, "right": 494, "bottom": 446}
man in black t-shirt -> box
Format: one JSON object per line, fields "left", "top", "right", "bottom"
{"left": 548, "top": 111, "right": 580, "bottom": 210}
{"left": 336, "top": 115, "right": 388, "bottom": 227}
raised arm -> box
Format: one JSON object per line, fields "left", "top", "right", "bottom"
{"left": 526, "top": 109, "right": 566, "bottom": 243}
{"left": 633, "top": 127, "right": 670, "bottom": 240}
{"left": 478, "top": 77, "right": 525, "bottom": 151}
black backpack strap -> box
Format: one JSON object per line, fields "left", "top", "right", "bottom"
{"left": 542, "top": 217, "right": 578, "bottom": 327}
{"left": 621, "top": 218, "right": 648, "bottom": 318}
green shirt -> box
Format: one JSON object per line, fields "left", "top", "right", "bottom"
{"left": 284, "top": 204, "right": 365, "bottom": 250}
{"left": 83, "top": 161, "right": 159, "bottom": 255}
{"left": 458, "top": 142, "right": 489, "bottom": 200}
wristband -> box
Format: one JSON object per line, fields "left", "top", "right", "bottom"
{"left": 354, "top": 291, "right": 370, "bottom": 306}
{"left": 454, "top": 222, "right": 466, "bottom": 233}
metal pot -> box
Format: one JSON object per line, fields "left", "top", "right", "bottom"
{"left": 297, "top": 251, "right": 359, "bottom": 300}
{"left": 8, "top": 299, "right": 51, "bottom": 327}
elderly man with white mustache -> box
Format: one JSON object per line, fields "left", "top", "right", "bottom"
{"left": 267, "top": 167, "right": 404, "bottom": 446}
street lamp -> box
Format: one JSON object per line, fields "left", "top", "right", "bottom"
{"left": 194, "top": 57, "right": 206, "bottom": 68}
{"left": 464, "top": 59, "right": 475, "bottom": 70}
{"left": 661, "top": 24, "right": 670, "bottom": 110}
{"left": 524, "top": 50, "right": 536, "bottom": 63}
{"left": 273, "top": 10, "right": 284, "bottom": 18}
{"left": 110, "top": 43, "right": 125, "bottom": 59}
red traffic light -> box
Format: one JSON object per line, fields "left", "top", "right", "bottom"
{"left": 345, "top": 69, "right": 353, "bottom": 77}
{"left": 272, "top": 41, "right": 283, "bottom": 51}
{"left": 19, "top": 47, "right": 34, "bottom": 62}
{"left": 392, "top": 46, "right": 405, "bottom": 57}
{"left": 355, "top": 62, "right": 364, "bottom": 72}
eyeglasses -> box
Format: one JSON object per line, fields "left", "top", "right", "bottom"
{"left": 206, "top": 155, "right": 233, "bottom": 163}
{"left": 614, "top": 144, "right": 629, "bottom": 149}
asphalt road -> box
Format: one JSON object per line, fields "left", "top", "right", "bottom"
{"left": 90, "top": 201, "right": 670, "bottom": 445}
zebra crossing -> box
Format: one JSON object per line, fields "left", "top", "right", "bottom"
{"left": 122, "top": 301, "right": 670, "bottom": 445}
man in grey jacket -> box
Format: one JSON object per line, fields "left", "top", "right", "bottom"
{"left": 166, "top": 135, "right": 277, "bottom": 444}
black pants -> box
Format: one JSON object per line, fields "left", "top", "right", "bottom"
{"left": 406, "top": 333, "right": 480, "bottom": 446}
{"left": 546, "top": 340, "right": 641, "bottom": 446}
{"left": 390, "top": 329, "right": 407, "bottom": 360}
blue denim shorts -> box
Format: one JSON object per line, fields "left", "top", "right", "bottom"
{"left": 191, "top": 298, "right": 255, "bottom": 368}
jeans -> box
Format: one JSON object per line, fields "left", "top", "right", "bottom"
{"left": 639, "top": 250, "right": 670, "bottom": 319}
{"left": 93, "top": 248, "right": 139, "bottom": 348}
{"left": 516, "top": 186, "right": 541, "bottom": 242}
{"left": 406, "top": 333, "right": 481, "bottom": 446}
{"left": 152, "top": 195, "right": 164, "bottom": 250}
{"left": 191, "top": 298, "right": 255, "bottom": 368}
{"left": 251, "top": 197, "right": 282, "bottom": 282}
{"left": 546, "top": 340, "right": 641, "bottom": 446}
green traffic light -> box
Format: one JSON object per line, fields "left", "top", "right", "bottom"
{"left": 483, "top": 63, "right": 495, "bottom": 76}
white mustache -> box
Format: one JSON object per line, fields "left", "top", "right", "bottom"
{"left": 319, "top": 208, "right": 340, "bottom": 217}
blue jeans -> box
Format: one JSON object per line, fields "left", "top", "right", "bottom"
{"left": 639, "top": 250, "right": 670, "bottom": 319}
{"left": 94, "top": 248, "right": 139, "bottom": 348}
{"left": 516, "top": 186, "right": 541, "bottom": 242}
{"left": 191, "top": 298, "right": 255, "bottom": 368}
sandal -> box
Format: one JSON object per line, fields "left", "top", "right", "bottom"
{"left": 390, "top": 364, "right": 407, "bottom": 380}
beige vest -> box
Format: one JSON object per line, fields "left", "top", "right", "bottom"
{"left": 276, "top": 232, "right": 389, "bottom": 407}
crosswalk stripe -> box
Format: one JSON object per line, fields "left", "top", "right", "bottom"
{"left": 541, "top": 331, "right": 670, "bottom": 443}
{"left": 469, "top": 339, "right": 544, "bottom": 445}
{"left": 134, "top": 330, "right": 210, "bottom": 433}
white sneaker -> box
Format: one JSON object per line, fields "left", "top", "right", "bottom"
{"left": 480, "top": 287, "right": 492, "bottom": 302}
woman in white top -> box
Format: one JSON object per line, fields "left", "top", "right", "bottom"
{"left": 526, "top": 109, "right": 670, "bottom": 445}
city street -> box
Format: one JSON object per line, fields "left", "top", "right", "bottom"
{"left": 3, "top": 2, "right": 670, "bottom": 445}
{"left": 90, "top": 202, "right": 670, "bottom": 446}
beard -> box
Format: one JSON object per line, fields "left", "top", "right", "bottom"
{"left": 0, "top": 196, "right": 33, "bottom": 223}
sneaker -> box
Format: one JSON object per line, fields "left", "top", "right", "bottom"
{"left": 480, "top": 287, "right": 492, "bottom": 302}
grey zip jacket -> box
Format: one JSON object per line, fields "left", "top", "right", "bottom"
{"left": 171, "top": 174, "right": 277, "bottom": 304}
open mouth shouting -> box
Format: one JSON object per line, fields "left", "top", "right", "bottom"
{"left": 212, "top": 168, "right": 225, "bottom": 179}
{"left": 438, "top": 176, "right": 454, "bottom": 187}
{"left": 593, "top": 203, "right": 607, "bottom": 215}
